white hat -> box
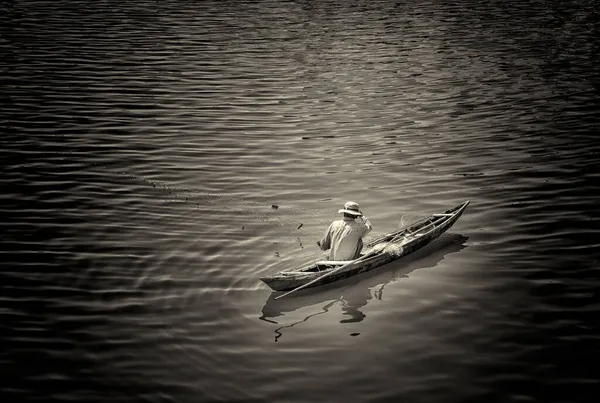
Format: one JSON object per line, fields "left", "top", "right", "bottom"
{"left": 338, "top": 201, "right": 362, "bottom": 216}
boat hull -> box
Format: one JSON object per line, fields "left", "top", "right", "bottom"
{"left": 260, "top": 201, "right": 469, "bottom": 292}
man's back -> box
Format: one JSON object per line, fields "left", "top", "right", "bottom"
{"left": 319, "top": 216, "right": 372, "bottom": 260}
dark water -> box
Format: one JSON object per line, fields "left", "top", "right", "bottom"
{"left": 2, "top": 0, "right": 600, "bottom": 402}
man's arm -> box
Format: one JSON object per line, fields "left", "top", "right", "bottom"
{"left": 360, "top": 216, "right": 372, "bottom": 237}
{"left": 318, "top": 224, "right": 333, "bottom": 251}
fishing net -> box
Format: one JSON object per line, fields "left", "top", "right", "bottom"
{"left": 90, "top": 166, "right": 343, "bottom": 263}
{"left": 399, "top": 214, "right": 421, "bottom": 231}
{"left": 382, "top": 242, "right": 404, "bottom": 257}
{"left": 370, "top": 242, "right": 404, "bottom": 257}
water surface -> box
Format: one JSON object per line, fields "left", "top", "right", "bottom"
{"left": 2, "top": 0, "right": 600, "bottom": 402}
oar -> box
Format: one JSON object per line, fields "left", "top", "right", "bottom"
{"left": 274, "top": 248, "right": 381, "bottom": 300}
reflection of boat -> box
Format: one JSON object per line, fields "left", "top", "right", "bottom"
{"left": 260, "top": 201, "right": 470, "bottom": 292}
{"left": 260, "top": 233, "right": 469, "bottom": 324}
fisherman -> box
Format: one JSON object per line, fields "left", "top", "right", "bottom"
{"left": 317, "top": 201, "right": 372, "bottom": 261}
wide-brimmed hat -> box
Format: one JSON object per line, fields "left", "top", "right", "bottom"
{"left": 338, "top": 201, "right": 363, "bottom": 216}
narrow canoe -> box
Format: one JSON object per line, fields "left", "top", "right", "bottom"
{"left": 259, "top": 200, "right": 470, "bottom": 292}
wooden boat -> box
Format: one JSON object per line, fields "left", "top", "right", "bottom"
{"left": 260, "top": 200, "right": 470, "bottom": 292}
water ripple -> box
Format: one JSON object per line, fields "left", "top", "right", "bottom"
{"left": 2, "top": 0, "right": 600, "bottom": 402}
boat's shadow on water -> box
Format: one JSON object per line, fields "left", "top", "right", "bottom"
{"left": 259, "top": 233, "right": 469, "bottom": 340}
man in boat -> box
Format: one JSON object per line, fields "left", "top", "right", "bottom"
{"left": 317, "top": 201, "right": 372, "bottom": 261}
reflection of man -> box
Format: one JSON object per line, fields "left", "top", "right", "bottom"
{"left": 340, "top": 297, "right": 368, "bottom": 323}
{"left": 317, "top": 201, "right": 372, "bottom": 260}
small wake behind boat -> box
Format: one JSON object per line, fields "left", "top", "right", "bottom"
{"left": 260, "top": 201, "right": 470, "bottom": 293}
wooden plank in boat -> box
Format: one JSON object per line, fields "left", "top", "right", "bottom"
{"left": 316, "top": 260, "right": 354, "bottom": 266}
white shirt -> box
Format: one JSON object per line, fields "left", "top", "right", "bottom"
{"left": 319, "top": 216, "right": 372, "bottom": 260}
